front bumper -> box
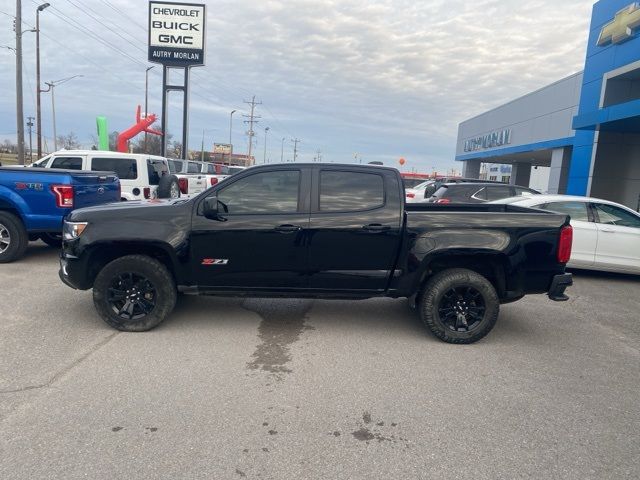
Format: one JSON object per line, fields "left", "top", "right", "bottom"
{"left": 548, "top": 273, "right": 573, "bottom": 301}
{"left": 59, "top": 251, "right": 92, "bottom": 290}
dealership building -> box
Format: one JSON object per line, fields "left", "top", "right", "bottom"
{"left": 456, "top": 0, "right": 640, "bottom": 210}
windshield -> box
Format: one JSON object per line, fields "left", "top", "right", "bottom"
{"left": 222, "top": 166, "right": 245, "bottom": 175}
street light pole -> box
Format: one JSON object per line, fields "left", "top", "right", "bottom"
{"left": 36, "top": 2, "right": 50, "bottom": 158}
{"left": 26, "top": 116, "right": 34, "bottom": 161}
{"left": 228, "top": 109, "right": 236, "bottom": 165}
{"left": 144, "top": 65, "right": 154, "bottom": 153}
{"left": 263, "top": 127, "right": 270, "bottom": 163}
{"left": 280, "top": 137, "right": 285, "bottom": 162}
{"left": 45, "top": 75, "right": 83, "bottom": 151}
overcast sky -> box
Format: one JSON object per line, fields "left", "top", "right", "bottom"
{"left": 0, "top": 0, "right": 593, "bottom": 171}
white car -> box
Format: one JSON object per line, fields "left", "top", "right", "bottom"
{"left": 32, "top": 150, "right": 180, "bottom": 201}
{"left": 195, "top": 161, "right": 228, "bottom": 188}
{"left": 166, "top": 159, "right": 208, "bottom": 196}
{"left": 492, "top": 194, "right": 640, "bottom": 274}
{"left": 405, "top": 180, "right": 436, "bottom": 203}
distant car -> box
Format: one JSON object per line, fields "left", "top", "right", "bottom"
{"left": 491, "top": 195, "right": 640, "bottom": 274}
{"left": 406, "top": 177, "right": 505, "bottom": 203}
{"left": 166, "top": 159, "right": 208, "bottom": 196}
{"left": 428, "top": 182, "right": 539, "bottom": 204}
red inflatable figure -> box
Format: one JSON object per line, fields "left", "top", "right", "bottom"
{"left": 116, "top": 105, "right": 163, "bottom": 153}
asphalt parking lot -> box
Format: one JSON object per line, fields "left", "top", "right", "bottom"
{"left": 1, "top": 243, "right": 639, "bottom": 479}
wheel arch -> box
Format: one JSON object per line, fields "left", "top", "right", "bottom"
{"left": 83, "top": 241, "right": 180, "bottom": 288}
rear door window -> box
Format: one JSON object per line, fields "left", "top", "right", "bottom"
{"left": 168, "top": 160, "right": 183, "bottom": 173}
{"left": 187, "top": 162, "right": 200, "bottom": 174}
{"left": 50, "top": 156, "right": 83, "bottom": 170}
{"left": 542, "top": 201, "right": 590, "bottom": 222}
{"left": 91, "top": 157, "right": 138, "bottom": 179}
{"left": 206, "top": 164, "right": 216, "bottom": 174}
{"left": 319, "top": 170, "right": 384, "bottom": 212}
{"left": 484, "top": 185, "right": 513, "bottom": 201}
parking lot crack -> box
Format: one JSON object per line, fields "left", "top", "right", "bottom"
{"left": 0, "top": 332, "right": 120, "bottom": 395}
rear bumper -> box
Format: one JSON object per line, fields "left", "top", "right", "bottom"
{"left": 548, "top": 273, "right": 573, "bottom": 301}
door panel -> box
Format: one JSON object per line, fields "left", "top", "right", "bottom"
{"left": 307, "top": 168, "right": 403, "bottom": 291}
{"left": 190, "top": 168, "right": 311, "bottom": 289}
{"left": 593, "top": 203, "right": 640, "bottom": 273}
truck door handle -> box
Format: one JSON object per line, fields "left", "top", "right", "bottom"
{"left": 274, "top": 224, "right": 302, "bottom": 233}
{"left": 362, "top": 223, "right": 390, "bottom": 232}
{"left": 600, "top": 228, "right": 615, "bottom": 233}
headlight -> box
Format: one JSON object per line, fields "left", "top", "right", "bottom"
{"left": 63, "top": 221, "right": 88, "bottom": 240}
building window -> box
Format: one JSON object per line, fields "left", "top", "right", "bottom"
{"left": 501, "top": 175, "right": 510, "bottom": 183}
{"left": 489, "top": 176, "right": 498, "bottom": 181}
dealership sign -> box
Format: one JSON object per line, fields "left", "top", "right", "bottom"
{"left": 213, "top": 143, "right": 232, "bottom": 155}
{"left": 463, "top": 129, "right": 512, "bottom": 152}
{"left": 148, "top": 1, "right": 206, "bottom": 66}
{"left": 597, "top": 3, "right": 640, "bottom": 46}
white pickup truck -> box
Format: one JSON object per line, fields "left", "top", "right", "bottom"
{"left": 167, "top": 159, "right": 209, "bottom": 196}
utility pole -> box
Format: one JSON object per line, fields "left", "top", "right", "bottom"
{"left": 315, "top": 149, "right": 322, "bottom": 162}
{"left": 243, "top": 96, "right": 261, "bottom": 165}
{"left": 45, "top": 75, "right": 83, "bottom": 151}
{"left": 36, "top": 2, "right": 50, "bottom": 158}
{"left": 291, "top": 138, "right": 300, "bottom": 162}
{"left": 26, "top": 116, "right": 34, "bottom": 161}
{"left": 280, "top": 137, "right": 285, "bottom": 162}
{"left": 15, "top": 0, "right": 25, "bottom": 164}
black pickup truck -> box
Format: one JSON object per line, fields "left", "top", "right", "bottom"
{"left": 59, "top": 164, "right": 573, "bottom": 344}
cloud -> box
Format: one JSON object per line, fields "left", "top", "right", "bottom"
{"left": 0, "top": 0, "right": 593, "bottom": 170}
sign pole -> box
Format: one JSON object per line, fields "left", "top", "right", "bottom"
{"left": 182, "top": 66, "right": 189, "bottom": 159}
{"left": 161, "top": 65, "right": 168, "bottom": 157}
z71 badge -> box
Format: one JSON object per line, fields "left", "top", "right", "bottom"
{"left": 201, "top": 258, "right": 229, "bottom": 265}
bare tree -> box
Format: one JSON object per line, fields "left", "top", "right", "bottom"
{"left": 56, "top": 132, "right": 81, "bottom": 150}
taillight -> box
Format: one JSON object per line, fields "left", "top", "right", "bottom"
{"left": 210, "top": 177, "right": 218, "bottom": 186}
{"left": 557, "top": 225, "right": 573, "bottom": 263}
{"left": 51, "top": 185, "right": 74, "bottom": 208}
{"left": 143, "top": 187, "right": 151, "bottom": 199}
{"left": 435, "top": 198, "right": 450, "bottom": 204}
{"left": 178, "top": 178, "right": 188, "bottom": 194}
{"left": 406, "top": 192, "right": 415, "bottom": 198}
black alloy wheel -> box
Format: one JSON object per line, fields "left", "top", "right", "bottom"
{"left": 419, "top": 268, "right": 499, "bottom": 344}
{"left": 93, "top": 254, "right": 177, "bottom": 331}
{"left": 437, "top": 286, "right": 486, "bottom": 333}
{"left": 107, "top": 272, "right": 157, "bottom": 320}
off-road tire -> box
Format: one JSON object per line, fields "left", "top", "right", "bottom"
{"left": 419, "top": 268, "right": 499, "bottom": 344}
{"left": 0, "top": 211, "right": 28, "bottom": 263}
{"left": 93, "top": 254, "right": 177, "bottom": 332}
{"left": 157, "top": 174, "right": 180, "bottom": 199}
{"left": 40, "top": 232, "right": 62, "bottom": 248}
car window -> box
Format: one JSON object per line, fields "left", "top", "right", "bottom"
{"left": 187, "top": 162, "right": 200, "bottom": 174}
{"left": 168, "top": 160, "right": 183, "bottom": 173}
{"left": 147, "top": 159, "right": 168, "bottom": 185}
{"left": 471, "top": 187, "right": 487, "bottom": 200}
{"left": 514, "top": 187, "right": 537, "bottom": 197}
{"left": 50, "top": 156, "right": 82, "bottom": 170}
{"left": 31, "top": 156, "right": 50, "bottom": 167}
{"left": 594, "top": 203, "right": 640, "bottom": 228}
{"left": 217, "top": 170, "right": 300, "bottom": 214}
{"left": 91, "top": 157, "right": 138, "bottom": 180}
{"left": 542, "top": 202, "right": 590, "bottom": 222}
{"left": 484, "top": 185, "right": 513, "bottom": 201}
{"left": 207, "top": 164, "right": 216, "bottom": 174}
{"left": 320, "top": 171, "right": 384, "bottom": 212}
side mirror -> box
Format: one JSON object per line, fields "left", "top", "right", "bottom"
{"left": 203, "top": 196, "right": 220, "bottom": 219}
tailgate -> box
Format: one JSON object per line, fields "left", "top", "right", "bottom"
{"left": 71, "top": 171, "right": 120, "bottom": 209}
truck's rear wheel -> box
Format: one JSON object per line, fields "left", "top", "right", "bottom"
{"left": 93, "top": 255, "right": 176, "bottom": 332}
{"left": 419, "top": 268, "right": 499, "bottom": 344}
{"left": 0, "top": 211, "right": 28, "bottom": 263}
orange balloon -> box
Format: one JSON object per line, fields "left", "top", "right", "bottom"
{"left": 398, "top": 157, "right": 406, "bottom": 166}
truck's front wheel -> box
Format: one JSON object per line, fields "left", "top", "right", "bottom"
{"left": 419, "top": 268, "right": 499, "bottom": 344}
{"left": 93, "top": 255, "right": 177, "bottom": 332}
